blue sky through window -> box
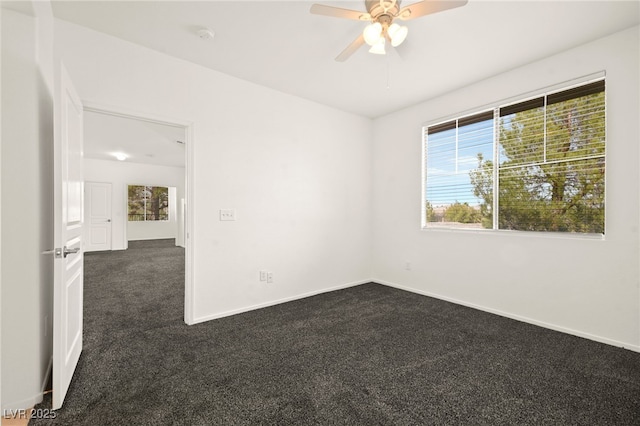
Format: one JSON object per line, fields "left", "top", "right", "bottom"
{"left": 426, "top": 118, "right": 494, "bottom": 207}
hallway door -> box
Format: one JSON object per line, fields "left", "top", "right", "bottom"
{"left": 85, "top": 182, "right": 112, "bottom": 251}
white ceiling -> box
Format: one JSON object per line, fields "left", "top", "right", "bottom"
{"left": 52, "top": 0, "right": 639, "bottom": 118}
{"left": 84, "top": 110, "right": 186, "bottom": 167}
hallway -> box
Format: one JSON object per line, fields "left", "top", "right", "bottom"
{"left": 32, "top": 240, "right": 185, "bottom": 425}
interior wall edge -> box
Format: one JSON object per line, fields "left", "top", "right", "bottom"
{"left": 191, "top": 279, "right": 373, "bottom": 326}
{"left": 375, "top": 279, "right": 640, "bottom": 354}
{"left": 40, "top": 357, "right": 52, "bottom": 395}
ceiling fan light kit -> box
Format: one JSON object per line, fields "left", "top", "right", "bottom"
{"left": 310, "top": 0, "right": 468, "bottom": 61}
{"left": 363, "top": 22, "right": 383, "bottom": 46}
{"left": 363, "top": 21, "right": 408, "bottom": 54}
{"left": 388, "top": 23, "right": 408, "bottom": 47}
{"left": 369, "top": 37, "right": 386, "bottom": 55}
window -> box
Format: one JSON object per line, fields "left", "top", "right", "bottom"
{"left": 423, "top": 79, "right": 605, "bottom": 234}
{"left": 128, "top": 185, "right": 169, "bottom": 221}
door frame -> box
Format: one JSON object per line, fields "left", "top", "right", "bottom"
{"left": 83, "top": 101, "right": 196, "bottom": 324}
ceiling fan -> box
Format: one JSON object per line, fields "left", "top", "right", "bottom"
{"left": 310, "top": 0, "right": 468, "bottom": 61}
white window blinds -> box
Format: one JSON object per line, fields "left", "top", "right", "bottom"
{"left": 425, "top": 111, "right": 494, "bottom": 228}
{"left": 424, "top": 79, "right": 606, "bottom": 234}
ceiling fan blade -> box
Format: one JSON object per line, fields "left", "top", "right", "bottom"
{"left": 310, "top": 4, "right": 370, "bottom": 21}
{"left": 397, "top": 0, "right": 468, "bottom": 20}
{"left": 335, "top": 34, "right": 366, "bottom": 62}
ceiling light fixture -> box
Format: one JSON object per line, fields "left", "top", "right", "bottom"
{"left": 363, "top": 22, "right": 383, "bottom": 46}
{"left": 387, "top": 22, "right": 408, "bottom": 47}
{"left": 368, "top": 37, "right": 386, "bottom": 55}
{"left": 311, "top": 0, "right": 468, "bottom": 62}
{"left": 197, "top": 28, "right": 215, "bottom": 41}
{"left": 362, "top": 20, "right": 408, "bottom": 56}
{"left": 113, "top": 152, "right": 127, "bottom": 161}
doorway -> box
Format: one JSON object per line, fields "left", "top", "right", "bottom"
{"left": 81, "top": 104, "right": 194, "bottom": 324}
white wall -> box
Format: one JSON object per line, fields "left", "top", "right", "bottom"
{"left": 372, "top": 26, "right": 640, "bottom": 351}
{"left": 1, "top": 5, "right": 55, "bottom": 411}
{"left": 57, "top": 19, "right": 373, "bottom": 323}
{"left": 83, "top": 159, "right": 185, "bottom": 249}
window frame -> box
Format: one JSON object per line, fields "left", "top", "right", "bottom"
{"left": 421, "top": 74, "right": 606, "bottom": 239}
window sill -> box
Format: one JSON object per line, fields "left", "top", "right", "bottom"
{"left": 421, "top": 226, "right": 605, "bottom": 241}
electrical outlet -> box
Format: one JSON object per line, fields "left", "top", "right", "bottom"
{"left": 404, "top": 261, "right": 412, "bottom": 271}
{"left": 259, "top": 270, "right": 267, "bottom": 281}
{"left": 219, "top": 209, "right": 236, "bottom": 221}
{"left": 267, "top": 272, "right": 274, "bottom": 284}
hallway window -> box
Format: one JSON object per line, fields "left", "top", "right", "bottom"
{"left": 128, "top": 185, "right": 169, "bottom": 221}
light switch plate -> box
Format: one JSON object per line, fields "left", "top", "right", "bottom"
{"left": 219, "top": 209, "right": 236, "bottom": 221}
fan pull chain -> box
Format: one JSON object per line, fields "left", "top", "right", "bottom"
{"left": 386, "top": 56, "right": 391, "bottom": 89}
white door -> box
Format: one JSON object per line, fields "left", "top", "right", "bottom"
{"left": 85, "top": 182, "right": 112, "bottom": 252}
{"left": 53, "top": 64, "right": 84, "bottom": 410}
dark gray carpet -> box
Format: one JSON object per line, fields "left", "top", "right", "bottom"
{"left": 31, "top": 240, "right": 640, "bottom": 425}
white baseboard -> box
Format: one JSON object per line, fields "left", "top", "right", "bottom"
{"left": 191, "top": 279, "right": 372, "bottom": 325}
{"left": 1, "top": 357, "right": 52, "bottom": 413}
{"left": 376, "top": 279, "right": 640, "bottom": 353}
{"left": 1, "top": 389, "right": 44, "bottom": 414}
{"left": 190, "top": 278, "right": 639, "bottom": 353}
{"left": 2, "top": 392, "right": 42, "bottom": 413}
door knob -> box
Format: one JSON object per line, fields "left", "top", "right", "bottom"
{"left": 63, "top": 246, "right": 80, "bottom": 258}
{"left": 42, "top": 248, "right": 63, "bottom": 258}
{"left": 42, "top": 247, "right": 79, "bottom": 258}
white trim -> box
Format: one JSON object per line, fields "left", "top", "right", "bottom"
{"left": 183, "top": 122, "right": 195, "bottom": 325}
{"left": 191, "top": 279, "right": 372, "bottom": 325}
{"left": 420, "top": 125, "right": 427, "bottom": 228}
{"left": 83, "top": 101, "right": 189, "bottom": 129}
{"left": 1, "top": 393, "right": 43, "bottom": 413}
{"left": 421, "top": 226, "right": 605, "bottom": 241}
{"left": 80, "top": 100, "right": 196, "bottom": 326}
{"left": 123, "top": 183, "right": 128, "bottom": 250}
{"left": 0, "top": 356, "right": 49, "bottom": 411}
{"left": 375, "top": 279, "right": 640, "bottom": 353}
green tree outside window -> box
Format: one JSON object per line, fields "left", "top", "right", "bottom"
{"left": 128, "top": 185, "right": 169, "bottom": 221}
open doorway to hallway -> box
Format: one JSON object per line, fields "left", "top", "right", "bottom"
{"left": 83, "top": 110, "right": 186, "bottom": 252}
{"left": 80, "top": 106, "right": 194, "bottom": 321}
